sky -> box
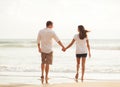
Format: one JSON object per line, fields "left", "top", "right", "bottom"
{"left": 0, "top": 0, "right": 120, "bottom": 39}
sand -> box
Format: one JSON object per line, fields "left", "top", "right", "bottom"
{"left": 0, "top": 81, "right": 120, "bottom": 87}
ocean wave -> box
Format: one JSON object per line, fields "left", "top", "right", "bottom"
{"left": 0, "top": 44, "right": 120, "bottom": 50}
{"left": 0, "top": 44, "right": 36, "bottom": 48}
{"left": 0, "top": 65, "right": 120, "bottom": 73}
{"left": 0, "top": 39, "right": 120, "bottom": 50}
{"left": 91, "top": 45, "right": 120, "bottom": 50}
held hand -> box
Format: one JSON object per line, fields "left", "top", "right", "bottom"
{"left": 62, "top": 47, "right": 66, "bottom": 52}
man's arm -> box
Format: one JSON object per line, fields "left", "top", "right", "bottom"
{"left": 38, "top": 43, "right": 41, "bottom": 53}
{"left": 57, "top": 41, "right": 65, "bottom": 49}
{"left": 37, "top": 31, "right": 41, "bottom": 53}
{"left": 52, "top": 32, "right": 65, "bottom": 51}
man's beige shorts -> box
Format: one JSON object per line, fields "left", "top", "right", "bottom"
{"left": 41, "top": 52, "right": 53, "bottom": 65}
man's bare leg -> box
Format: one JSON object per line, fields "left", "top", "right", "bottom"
{"left": 41, "top": 64, "right": 45, "bottom": 77}
{"left": 41, "top": 64, "right": 45, "bottom": 84}
{"left": 45, "top": 64, "right": 49, "bottom": 84}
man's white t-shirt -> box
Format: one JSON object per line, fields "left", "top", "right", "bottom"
{"left": 37, "top": 28, "right": 60, "bottom": 53}
{"left": 73, "top": 34, "right": 88, "bottom": 54}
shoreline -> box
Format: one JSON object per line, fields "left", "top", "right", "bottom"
{"left": 0, "top": 72, "right": 120, "bottom": 85}
{"left": 0, "top": 81, "right": 120, "bottom": 87}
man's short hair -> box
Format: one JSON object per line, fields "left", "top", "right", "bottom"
{"left": 46, "top": 21, "right": 53, "bottom": 27}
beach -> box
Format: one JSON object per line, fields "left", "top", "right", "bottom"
{"left": 0, "top": 72, "right": 120, "bottom": 87}
{"left": 0, "top": 71, "right": 120, "bottom": 87}
{"left": 0, "top": 81, "right": 120, "bottom": 87}
{"left": 0, "top": 39, "right": 120, "bottom": 86}
{"left": 0, "top": 0, "right": 120, "bottom": 86}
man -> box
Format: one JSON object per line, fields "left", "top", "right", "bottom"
{"left": 37, "top": 21, "right": 65, "bottom": 84}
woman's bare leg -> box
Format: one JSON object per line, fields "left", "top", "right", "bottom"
{"left": 81, "top": 57, "right": 86, "bottom": 82}
{"left": 75, "top": 58, "right": 80, "bottom": 80}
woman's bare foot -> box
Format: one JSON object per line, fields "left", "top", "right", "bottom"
{"left": 75, "top": 73, "right": 79, "bottom": 79}
{"left": 81, "top": 76, "right": 84, "bottom": 82}
{"left": 75, "top": 73, "right": 79, "bottom": 82}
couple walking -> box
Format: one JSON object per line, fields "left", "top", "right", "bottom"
{"left": 37, "top": 21, "right": 91, "bottom": 84}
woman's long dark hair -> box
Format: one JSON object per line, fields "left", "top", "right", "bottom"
{"left": 78, "top": 25, "right": 89, "bottom": 39}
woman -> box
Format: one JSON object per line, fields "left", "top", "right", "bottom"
{"left": 65, "top": 25, "right": 91, "bottom": 82}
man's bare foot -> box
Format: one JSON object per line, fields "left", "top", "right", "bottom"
{"left": 41, "top": 76, "right": 44, "bottom": 84}
{"left": 45, "top": 77, "right": 49, "bottom": 84}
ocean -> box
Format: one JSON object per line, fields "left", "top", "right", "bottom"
{"left": 0, "top": 39, "right": 120, "bottom": 84}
